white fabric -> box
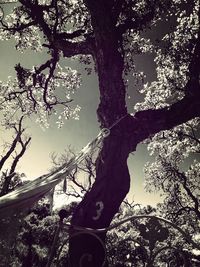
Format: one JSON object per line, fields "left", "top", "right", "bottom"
{"left": 0, "top": 130, "right": 106, "bottom": 216}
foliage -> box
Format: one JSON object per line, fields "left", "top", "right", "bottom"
{"left": 144, "top": 119, "right": 200, "bottom": 231}
{"left": 1, "top": 194, "right": 199, "bottom": 266}
{"left": 8, "top": 198, "right": 75, "bottom": 267}
{"left": 133, "top": 1, "right": 200, "bottom": 258}
{"left": 0, "top": 0, "right": 84, "bottom": 128}
{"left": 106, "top": 203, "right": 199, "bottom": 266}
{"left": 0, "top": 116, "right": 31, "bottom": 196}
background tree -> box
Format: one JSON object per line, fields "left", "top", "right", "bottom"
{"left": 8, "top": 199, "right": 65, "bottom": 267}
{"left": 50, "top": 146, "right": 97, "bottom": 200}
{"left": 0, "top": 45, "right": 32, "bottom": 261}
{"left": 0, "top": 115, "right": 32, "bottom": 265}
{"left": 144, "top": 119, "right": 200, "bottom": 264}
{"left": 0, "top": 116, "right": 31, "bottom": 196}
{"left": 1, "top": 0, "right": 200, "bottom": 265}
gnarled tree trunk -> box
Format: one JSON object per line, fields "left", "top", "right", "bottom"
{"left": 69, "top": 1, "right": 132, "bottom": 266}
{"left": 69, "top": 133, "right": 132, "bottom": 266}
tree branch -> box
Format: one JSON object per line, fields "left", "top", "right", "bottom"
{"left": 53, "top": 37, "right": 94, "bottom": 57}
{"left": 178, "top": 171, "right": 200, "bottom": 220}
{"left": 18, "top": 0, "right": 94, "bottom": 57}
{"left": 116, "top": 0, "right": 158, "bottom": 36}
{"left": 0, "top": 116, "right": 31, "bottom": 195}
{"left": 19, "top": 0, "right": 52, "bottom": 37}
{"left": 124, "top": 93, "right": 200, "bottom": 153}
{"left": 9, "top": 136, "right": 31, "bottom": 175}
{"left": 125, "top": 7, "right": 200, "bottom": 149}
{"left": 0, "top": 134, "right": 31, "bottom": 196}
{"left": 0, "top": 117, "right": 24, "bottom": 171}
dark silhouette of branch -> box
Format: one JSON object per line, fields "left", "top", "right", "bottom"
{"left": 177, "top": 124, "right": 200, "bottom": 152}
{"left": 160, "top": 159, "right": 200, "bottom": 221}
{"left": 9, "top": 136, "right": 31, "bottom": 176}
{"left": 0, "top": 116, "right": 24, "bottom": 171}
{"left": 123, "top": 199, "right": 141, "bottom": 209}
{"left": 18, "top": 0, "right": 93, "bottom": 56}
{"left": 128, "top": 7, "right": 200, "bottom": 147}
{"left": 178, "top": 171, "right": 200, "bottom": 220}
{"left": 0, "top": 116, "right": 31, "bottom": 196}
{"left": 51, "top": 147, "right": 96, "bottom": 198}
{"left": 0, "top": 19, "right": 36, "bottom": 33}
{"left": 12, "top": 58, "right": 74, "bottom": 111}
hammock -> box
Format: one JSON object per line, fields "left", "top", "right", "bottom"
{"left": 0, "top": 128, "right": 110, "bottom": 218}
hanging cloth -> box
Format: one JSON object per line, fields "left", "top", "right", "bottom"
{"left": 0, "top": 128, "right": 110, "bottom": 218}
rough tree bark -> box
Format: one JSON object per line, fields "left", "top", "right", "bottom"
{"left": 68, "top": 2, "right": 132, "bottom": 266}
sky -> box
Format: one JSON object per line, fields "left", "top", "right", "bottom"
{"left": 0, "top": 3, "right": 167, "bottom": 207}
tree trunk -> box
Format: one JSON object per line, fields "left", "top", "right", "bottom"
{"left": 0, "top": 173, "right": 15, "bottom": 196}
{"left": 68, "top": 4, "right": 132, "bottom": 266}
{"left": 69, "top": 134, "right": 131, "bottom": 266}
{"left": 68, "top": 1, "right": 133, "bottom": 265}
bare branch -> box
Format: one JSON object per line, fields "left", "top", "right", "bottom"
{"left": 9, "top": 135, "right": 31, "bottom": 175}
{"left": 42, "top": 49, "right": 59, "bottom": 110}
{"left": 0, "top": 116, "right": 31, "bottom": 196}
{"left": 0, "top": 117, "right": 24, "bottom": 171}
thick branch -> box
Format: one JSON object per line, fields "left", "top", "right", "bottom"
{"left": 123, "top": 94, "right": 200, "bottom": 152}
{"left": 19, "top": 0, "right": 52, "bottom": 37}
{"left": 125, "top": 7, "right": 200, "bottom": 150}
{"left": 53, "top": 37, "right": 94, "bottom": 57}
